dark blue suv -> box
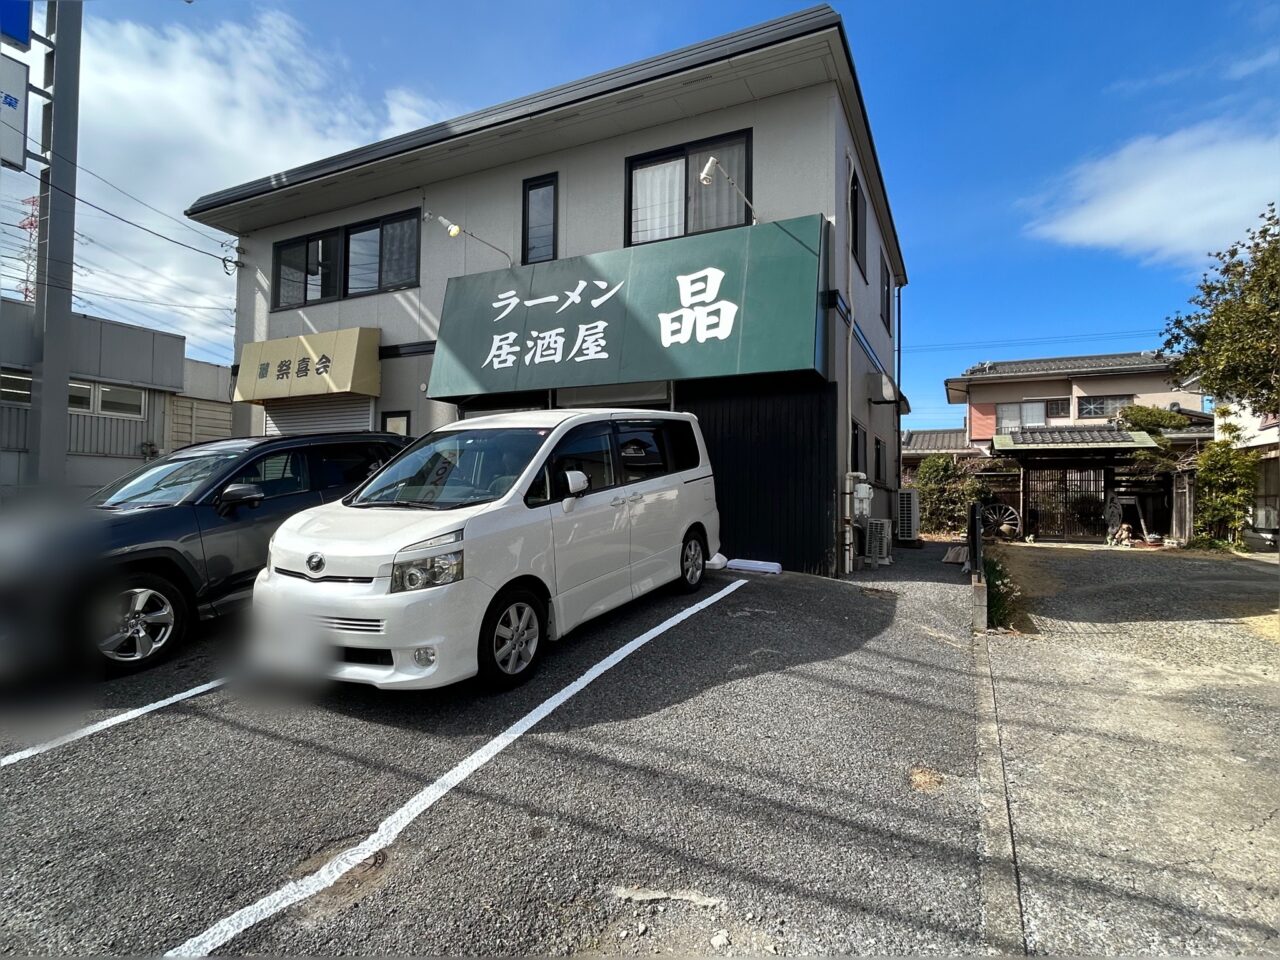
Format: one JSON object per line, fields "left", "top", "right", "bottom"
{"left": 84, "top": 432, "right": 408, "bottom": 670}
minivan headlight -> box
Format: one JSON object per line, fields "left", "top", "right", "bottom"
{"left": 391, "top": 551, "right": 463, "bottom": 592}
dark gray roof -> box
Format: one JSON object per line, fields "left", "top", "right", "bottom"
{"left": 902, "top": 428, "right": 971, "bottom": 452}
{"left": 1009, "top": 426, "right": 1134, "bottom": 444}
{"left": 990, "top": 426, "right": 1159, "bottom": 452}
{"left": 187, "top": 6, "right": 845, "bottom": 218}
{"left": 960, "top": 351, "right": 1171, "bottom": 379}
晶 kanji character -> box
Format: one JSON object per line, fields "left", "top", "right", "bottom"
{"left": 568, "top": 320, "right": 609, "bottom": 362}
{"left": 675, "top": 268, "right": 725, "bottom": 306}
{"left": 524, "top": 328, "right": 566, "bottom": 365}
{"left": 483, "top": 332, "right": 520, "bottom": 370}
{"left": 590, "top": 279, "right": 624, "bottom": 308}
{"left": 492, "top": 290, "right": 520, "bottom": 322}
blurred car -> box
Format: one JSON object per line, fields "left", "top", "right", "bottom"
{"left": 80, "top": 432, "right": 409, "bottom": 670}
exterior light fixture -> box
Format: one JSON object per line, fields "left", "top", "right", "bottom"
{"left": 697, "top": 155, "right": 760, "bottom": 225}
{"left": 423, "top": 209, "right": 513, "bottom": 266}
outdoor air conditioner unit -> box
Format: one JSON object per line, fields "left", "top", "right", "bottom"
{"left": 897, "top": 489, "right": 920, "bottom": 541}
{"left": 866, "top": 518, "right": 893, "bottom": 565}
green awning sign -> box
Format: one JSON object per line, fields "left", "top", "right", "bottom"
{"left": 427, "top": 214, "right": 826, "bottom": 399}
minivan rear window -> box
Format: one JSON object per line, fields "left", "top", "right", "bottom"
{"left": 616, "top": 424, "right": 667, "bottom": 482}
{"left": 664, "top": 421, "right": 700, "bottom": 473}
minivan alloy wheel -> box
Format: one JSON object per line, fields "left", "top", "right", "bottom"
{"left": 100, "top": 587, "right": 175, "bottom": 662}
{"left": 493, "top": 601, "right": 540, "bottom": 674}
{"left": 682, "top": 538, "right": 705, "bottom": 585}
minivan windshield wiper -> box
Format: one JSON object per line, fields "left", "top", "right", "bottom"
{"left": 349, "top": 499, "right": 441, "bottom": 509}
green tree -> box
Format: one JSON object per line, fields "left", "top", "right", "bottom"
{"left": 1163, "top": 204, "right": 1280, "bottom": 417}
{"left": 1193, "top": 418, "right": 1261, "bottom": 545}
{"left": 1117, "top": 403, "right": 1189, "bottom": 476}
{"left": 912, "top": 455, "right": 988, "bottom": 534}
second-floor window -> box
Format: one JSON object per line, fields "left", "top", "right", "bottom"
{"left": 1045, "top": 398, "right": 1070, "bottom": 418}
{"left": 849, "top": 165, "right": 866, "bottom": 278}
{"left": 273, "top": 209, "right": 420, "bottom": 310}
{"left": 522, "top": 173, "right": 557, "bottom": 264}
{"left": 880, "top": 255, "right": 893, "bottom": 332}
{"left": 1078, "top": 395, "right": 1133, "bottom": 419}
{"left": 996, "top": 402, "right": 1048, "bottom": 433}
{"left": 874, "top": 436, "right": 886, "bottom": 484}
{"left": 627, "top": 131, "right": 750, "bottom": 245}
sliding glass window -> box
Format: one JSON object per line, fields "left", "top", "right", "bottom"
{"left": 627, "top": 131, "right": 750, "bottom": 246}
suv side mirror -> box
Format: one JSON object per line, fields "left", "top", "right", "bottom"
{"left": 219, "top": 482, "right": 264, "bottom": 514}
{"left": 564, "top": 470, "right": 589, "bottom": 496}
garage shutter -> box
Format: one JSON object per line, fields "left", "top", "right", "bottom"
{"left": 263, "top": 396, "right": 374, "bottom": 436}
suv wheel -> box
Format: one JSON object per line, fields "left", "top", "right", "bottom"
{"left": 478, "top": 588, "right": 546, "bottom": 689}
{"left": 678, "top": 530, "right": 707, "bottom": 593}
{"left": 98, "top": 572, "right": 188, "bottom": 670}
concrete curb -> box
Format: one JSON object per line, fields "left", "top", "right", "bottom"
{"left": 972, "top": 631, "right": 1027, "bottom": 955}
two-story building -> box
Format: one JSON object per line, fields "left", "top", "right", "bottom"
{"left": 185, "top": 6, "right": 908, "bottom": 576}
{"left": 942, "top": 351, "right": 1209, "bottom": 539}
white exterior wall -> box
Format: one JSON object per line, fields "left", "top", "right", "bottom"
{"left": 232, "top": 82, "right": 898, "bottom": 460}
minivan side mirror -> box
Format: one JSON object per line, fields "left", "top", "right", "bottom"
{"left": 564, "top": 470, "right": 589, "bottom": 496}
{"left": 219, "top": 482, "right": 265, "bottom": 515}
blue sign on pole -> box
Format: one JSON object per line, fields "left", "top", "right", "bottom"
{"left": 0, "top": 0, "right": 32, "bottom": 52}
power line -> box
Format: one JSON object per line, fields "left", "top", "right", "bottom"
{"left": 0, "top": 115, "right": 232, "bottom": 258}
{"left": 0, "top": 271, "right": 236, "bottom": 314}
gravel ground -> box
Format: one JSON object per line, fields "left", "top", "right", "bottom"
{"left": 988, "top": 544, "right": 1280, "bottom": 955}
{"left": 0, "top": 549, "right": 984, "bottom": 956}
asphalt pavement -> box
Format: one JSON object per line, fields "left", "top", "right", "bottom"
{"left": 0, "top": 550, "right": 985, "bottom": 956}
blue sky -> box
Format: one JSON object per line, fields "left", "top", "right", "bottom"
{"left": 5, "top": 1, "right": 1277, "bottom": 407}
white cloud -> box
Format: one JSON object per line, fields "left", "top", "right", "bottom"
{"left": 1028, "top": 122, "right": 1280, "bottom": 268}
{"left": 0, "top": 9, "right": 463, "bottom": 363}
{"left": 1224, "top": 45, "right": 1280, "bottom": 79}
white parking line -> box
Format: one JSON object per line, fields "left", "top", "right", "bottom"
{"left": 166, "top": 579, "right": 746, "bottom": 957}
{"left": 0, "top": 677, "right": 228, "bottom": 769}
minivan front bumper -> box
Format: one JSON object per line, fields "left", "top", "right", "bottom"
{"left": 251, "top": 569, "right": 495, "bottom": 690}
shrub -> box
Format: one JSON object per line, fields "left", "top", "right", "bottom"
{"left": 983, "top": 555, "right": 1020, "bottom": 629}
{"left": 912, "top": 455, "right": 988, "bottom": 534}
{"left": 1194, "top": 419, "right": 1261, "bottom": 545}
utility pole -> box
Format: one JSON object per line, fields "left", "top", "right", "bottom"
{"left": 24, "top": 0, "right": 81, "bottom": 488}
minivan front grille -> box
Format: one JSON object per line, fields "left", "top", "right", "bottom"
{"left": 339, "top": 646, "right": 393, "bottom": 666}
{"left": 275, "top": 567, "right": 374, "bottom": 584}
{"left": 310, "top": 615, "right": 385, "bottom": 635}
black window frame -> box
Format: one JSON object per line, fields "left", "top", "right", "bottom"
{"left": 615, "top": 419, "right": 673, "bottom": 484}
{"left": 624, "top": 129, "right": 753, "bottom": 248}
{"left": 380, "top": 410, "right": 411, "bottom": 436}
{"left": 227, "top": 449, "right": 311, "bottom": 501}
{"left": 0, "top": 366, "right": 32, "bottom": 405}
{"left": 874, "top": 436, "right": 886, "bottom": 485}
{"left": 880, "top": 254, "right": 893, "bottom": 333}
{"left": 271, "top": 208, "right": 420, "bottom": 311}
{"left": 521, "top": 172, "right": 558, "bottom": 265}
{"left": 1045, "top": 398, "right": 1071, "bottom": 419}
{"left": 851, "top": 419, "right": 866, "bottom": 475}
{"left": 849, "top": 164, "right": 867, "bottom": 281}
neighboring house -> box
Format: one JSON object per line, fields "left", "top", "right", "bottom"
{"left": 0, "top": 298, "right": 231, "bottom": 495}
{"left": 169, "top": 359, "right": 234, "bottom": 451}
{"left": 942, "top": 351, "right": 1208, "bottom": 541}
{"left": 901, "top": 427, "right": 981, "bottom": 471}
{"left": 1215, "top": 403, "right": 1280, "bottom": 550}
{"left": 185, "top": 6, "right": 908, "bottom": 576}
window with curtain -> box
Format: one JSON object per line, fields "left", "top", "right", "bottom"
{"left": 628, "top": 132, "right": 750, "bottom": 245}
{"left": 1077, "top": 395, "right": 1133, "bottom": 418}
{"left": 523, "top": 173, "right": 557, "bottom": 264}
{"left": 995, "top": 401, "right": 1048, "bottom": 434}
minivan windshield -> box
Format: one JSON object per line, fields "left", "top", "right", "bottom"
{"left": 90, "top": 450, "right": 246, "bottom": 508}
{"left": 351, "top": 426, "right": 550, "bottom": 509}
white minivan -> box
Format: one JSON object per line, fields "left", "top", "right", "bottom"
{"left": 254, "top": 409, "right": 725, "bottom": 690}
